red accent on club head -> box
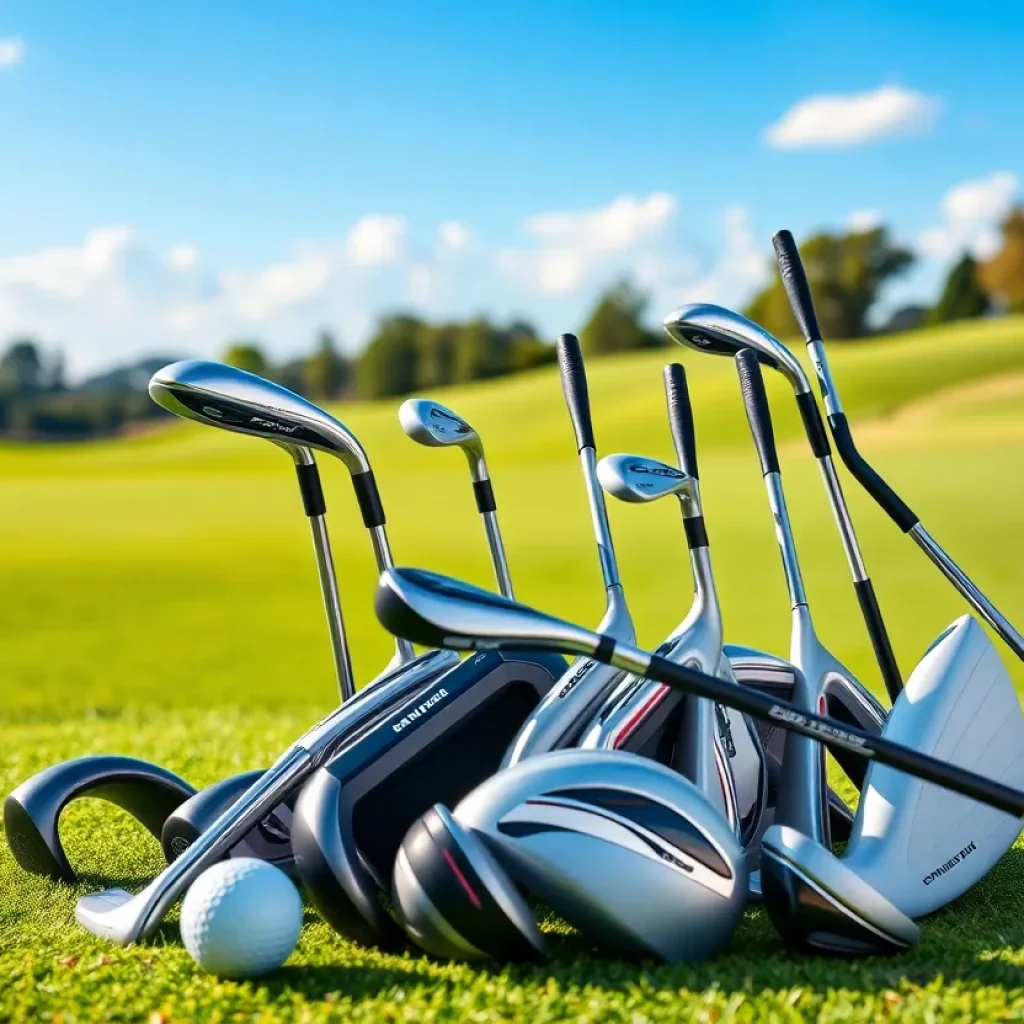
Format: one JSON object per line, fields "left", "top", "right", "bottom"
{"left": 442, "top": 847, "right": 482, "bottom": 908}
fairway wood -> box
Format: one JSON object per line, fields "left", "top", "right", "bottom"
{"left": 440, "top": 749, "right": 747, "bottom": 963}
{"left": 399, "top": 398, "right": 514, "bottom": 599}
{"left": 5, "top": 756, "right": 195, "bottom": 884}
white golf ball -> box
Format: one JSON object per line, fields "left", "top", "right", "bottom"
{"left": 180, "top": 858, "right": 302, "bottom": 978}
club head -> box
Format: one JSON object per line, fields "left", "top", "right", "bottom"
{"left": 662, "top": 304, "right": 809, "bottom": 393}
{"left": 149, "top": 360, "right": 370, "bottom": 474}
{"left": 597, "top": 454, "right": 694, "bottom": 505}
{"left": 375, "top": 568, "right": 597, "bottom": 659}
{"left": 399, "top": 399, "right": 483, "bottom": 459}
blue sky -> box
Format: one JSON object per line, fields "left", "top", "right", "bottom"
{"left": 1, "top": 0, "right": 1022, "bottom": 373}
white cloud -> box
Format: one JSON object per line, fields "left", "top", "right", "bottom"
{"left": 848, "top": 209, "right": 883, "bottom": 232}
{"left": 438, "top": 221, "right": 471, "bottom": 249}
{"left": 0, "top": 195, "right": 772, "bottom": 376}
{"left": 498, "top": 192, "right": 678, "bottom": 296}
{"left": 918, "top": 171, "right": 1018, "bottom": 260}
{"left": 764, "top": 85, "right": 940, "bottom": 150}
{"left": 345, "top": 214, "right": 406, "bottom": 265}
{"left": 0, "top": 37, "right": 25, "bottom": 68}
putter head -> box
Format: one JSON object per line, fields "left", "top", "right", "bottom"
{"left": 662, "top": 304, "right": 808, "bottom": 393}
{"left": 375, "top": 568, "right": 596, "bottom": 659}
{"left": 399, "top": 399, "right": 483, "bottom": 458}
{"left": 597, "top": 454, "right": 695, "bottom": 505}
{"left": 149, "top": 360, "right": 370, "bottom": 474}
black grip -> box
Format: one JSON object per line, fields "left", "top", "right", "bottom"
{"left": 735, "top": 351, "right": 780, "bottom": 477}
{"left": 683, "top": 515, "right": 709, "bottom": 551}
{"left": 472, "top": 478, "right": 496, "bottom": 514}
{"left": 556, "top": 333, "right": 595, "bottom": 452}
{"left": 352, "top": 470, "right": 386, "bottom": 529}
{"left": 829, "top": 414, "right": 918, "bottom": 532}
{"left": 853, "top": 579, "right": 904, "bottom": 704}
{"left": 773, "top": 230, "right": 821, "bottom": 343}
{"left": 663, "top": 364, "right": 698, "bottom": 480}
{"left": 795, "top": 392, "right": 832, "bottom": 459}
{"left": 295, "top": 462, "right": 327, "bottom": 518}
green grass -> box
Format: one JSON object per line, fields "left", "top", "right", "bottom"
{"left": 3, "top": 317, "right": 1024, "bottom": 1021}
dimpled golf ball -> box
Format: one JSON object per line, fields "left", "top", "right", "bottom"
{"left": 180, "top": 858, "right": 302, "bottom": 978}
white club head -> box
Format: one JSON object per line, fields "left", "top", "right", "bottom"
{"left": 597, "top": 454, "right": 694, "bottom": 506}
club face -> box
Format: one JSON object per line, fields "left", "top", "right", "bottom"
{"left": 597, "top": 454, "right": 693, "bottom": 505}
{"left": 375, "top": 568, "right": 596, "bottom": 658}
{"left": 149, "top": 360, "right": 369, "bottom": 472}
{"left": 399, "top": 399, "right": 483, "bottom": 457}
{"left": 662, "top": 304, "right": 806, "bottom": 390}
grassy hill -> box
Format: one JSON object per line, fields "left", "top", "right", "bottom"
{"left": 3, "top": 316, "right": 1024, "bottom": 1021}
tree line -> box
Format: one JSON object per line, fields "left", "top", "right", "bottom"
{"left": 3, "top": 207, "right": 1024, "bottom": 440}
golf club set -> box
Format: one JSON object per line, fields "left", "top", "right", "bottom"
{"left": 6, "top": 231, "right": 1024, "bottom": 966}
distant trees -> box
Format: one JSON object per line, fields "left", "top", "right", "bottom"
{"left": 222, "top": 342, "right": 269, "bottom": 377}
{"left": 745, "top": 227, "right": 915, "bottom": 339}
{"left": 579, "top": 280, "right": 662, "bottom": 355}
{"left": 979, "top": 207, "right": 1024, "bottom": 312}
{"left": 929, "top": 255, "right": 989, "bottom": 324}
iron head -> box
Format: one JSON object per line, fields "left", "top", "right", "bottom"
{"left": 375, "top": 568, "right": 597, "bottom": 659}
{"left": 662, "top": 304, "right": 810, "bottom": 394}
{"left": 597, "top": 453, "right": 695, "bottom": 506}
{"left": 149, "top": 360, "right": 370, "bottom": 474}
{"left": 399, "top": 399, "right": 483, "bottom": 456}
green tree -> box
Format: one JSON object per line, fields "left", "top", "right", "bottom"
{"left": 979, "top": 207, "right": 1024, "bottom": 312}
{"left": 929, "top": 254, "right": 989, "bottom": 324}
{"left": 453, "top": 317, "right": 509, "bottom": 383}
{"left": 303, "top": 329, "right": 351, "bottom": 400}
{"left": 0, "top": 339, "right": 45, "bottom": 395}
{"left": 357, "top": 314, "right": 424, "bottom": 398}
{"left": 579, "top": 280, "right": 660, "bottom": 355}
{"left": 744, "top": 227, "right": 915, "bottom": 339}
{"left": 417, "top": 323, "right": 461, "bottom": 389}
{"left": 222, "top": 342, "right": 269, "bottom": 377}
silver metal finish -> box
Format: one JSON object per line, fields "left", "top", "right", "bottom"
{"left": 150, "top": 359, "right": 415, "bottom": 668}
{"left": 74, "top": 648, "right": 456, "bottom": 944}
{"left": 456, "top": 749, "right": 747, "bottom": 962}
{"left": 399, "top": 398, "right": 515, "bottom": 599}
{"left": 581, "top": 448, "right": 621, "bottom": 587}
{"left": 911, "top": 525, "right": 1024, "bottom": 661}
{"left": 765, "top": 474, "right": 807, "bottom": 607}
{"left": 807, "top": 340, "right": 843, "bottom": 418}
{"left": 818, "top": 457, "right": 869, "bottom": 583}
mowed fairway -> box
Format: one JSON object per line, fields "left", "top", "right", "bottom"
{"left": 3, "top": 318, "right": 1024, "bottom": 1022}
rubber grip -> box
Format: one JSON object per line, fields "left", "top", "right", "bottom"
{"left": 735, "top": 351, "right": 780, "bottom": 477}
{"left": 472, "top": 478, "right": 496, "bottom": 514}
{"left": 683, "top": 515, "right": 709, "bottom": 551}
{"left": 795, "top": 392, "right": 832, "bottom": 459}
{"left": 556, "top": 333, "right": 595, "bottom": 452}
{"left": 829, "top": 414, "right": 918, "bottom": 532}
{"left": 295, "top": 462, "right": 327, "bottom": 518}
{"left": 663, "top": 364, "right": 698, "bottom": 480}
{"left": 772, "top": 230, "right": 822, "bottom": 343}
{"left": 854, "top": 579, "right": 904, "bottom": 703}
{"left": 352, "top": 470, "right": 386, "bottom": 528}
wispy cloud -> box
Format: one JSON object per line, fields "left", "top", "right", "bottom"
{"left": 0, "top": 37, "right": 25, "bottom": 68}
{"left": 764, "top": 85, "right": 940, "bottom": 150}
{"left": 918, "top": 171, "right": 1018, "bottom": 260}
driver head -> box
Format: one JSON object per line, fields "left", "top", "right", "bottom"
{"left": 662, "top": 304, "right": 809, "bottom": 393}
{"left": 597, "top": 454, "right": 695, "bottom": 506}
{"left": 149, "top": 360, "right": 370, "bottom": 474}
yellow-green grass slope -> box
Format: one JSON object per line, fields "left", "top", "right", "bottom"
{"left": 3, "top": 317, "right": 1024, "bottom": 1021}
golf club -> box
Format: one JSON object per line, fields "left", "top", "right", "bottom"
{"left": 663, "top": 305, "right": 903, "bottom": 704}
{"left": 772, "top": 228, "right": 1024, "bottom": 664}
{"left": 399, "top": 398, "right": 514, "bottom": 598}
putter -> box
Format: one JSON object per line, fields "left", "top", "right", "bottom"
{"left": 735, "top": 348, "right": 885, "bottom": 797}
{"left": 399, "top": 398, "right": 514, "bottom": 598}
{"left": 500, "top": 334, "right": 634, "bottom": 766}
{"left": 663, "top": 304, "right": 904, "bottom": 705}
{"left": 376, "top": 567, "right": 1024, "bottom": 956}
{"left": 772, "top": 228, "right": 1024, "bottom": 664}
